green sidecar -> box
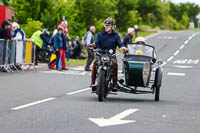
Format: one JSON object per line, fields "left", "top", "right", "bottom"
{"left": 118, "top": 43, "right": 163, "bottom": 101}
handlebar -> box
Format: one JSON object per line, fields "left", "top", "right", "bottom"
{"left": 89, "top": 47, "right": 124, "bottom": 57}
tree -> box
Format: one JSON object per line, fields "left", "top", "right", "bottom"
{"left": 9, "top": 0, "right": 54, "bottom": 24}
{"left": 22, "top": 18, "right": 43, "bottom": 38}
{"left": 115, "top": 0, "right": 140, "bottom": 32}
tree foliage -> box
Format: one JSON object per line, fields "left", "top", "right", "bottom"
{"left": 8, "top": 0, "right": 200, "bottom": 39}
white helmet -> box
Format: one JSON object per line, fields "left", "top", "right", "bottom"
{"left": 135, "top": 37, "right": 146, "bottom": 43}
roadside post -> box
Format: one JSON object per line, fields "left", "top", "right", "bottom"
{"left": 134, "top": 24, "right": 139, "bottom": 37}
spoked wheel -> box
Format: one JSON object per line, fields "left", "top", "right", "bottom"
{"left": 97, "top": 70, "right": 106, "bottom": 102}
{"left": 155, "top": 86, "right": 160, "bottom": 101}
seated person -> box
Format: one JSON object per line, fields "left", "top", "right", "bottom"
{"left": 126, "top": 36, "right": 157, "bottom": 63}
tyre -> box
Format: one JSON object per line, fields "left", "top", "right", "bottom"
{"left": 154, "top": 67, "right": 162, "bottom": 101}
{"left": 155, "top": 86, "right": 160, "bottom": 101}
{"left": 97, "top": 70, "right": 106, "bottom": 102}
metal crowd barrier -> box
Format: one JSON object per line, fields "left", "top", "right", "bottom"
{"left": 0, "top": 39, "right": 36, "bottom": 72}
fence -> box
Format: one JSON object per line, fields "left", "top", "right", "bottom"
{"left": 0, "top": 39, "right": 36, "bottom": 72}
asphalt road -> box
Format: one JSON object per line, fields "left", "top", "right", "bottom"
{"left": 0, "top": 30, "right": 200, "bottom": 133}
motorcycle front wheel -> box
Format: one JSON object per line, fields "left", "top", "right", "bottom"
{"left": 97, "top": 70, "right": 106, "bottom": 102}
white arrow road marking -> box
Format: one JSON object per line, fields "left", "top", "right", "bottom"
{"left": 89, "top": 109, "right": 139, "bottom": 127}
{"left": 11, "top": 97, "right": 56, "bottom": 110}
{"left": 173, "top": 59, "right": 188, "bottom": 64}
{"left": 167, "top": 72, "right": 185, "bottom": 76}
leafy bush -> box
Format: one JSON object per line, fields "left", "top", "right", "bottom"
{"left": 22, "top": 18, "right": 43, "bottom": 38}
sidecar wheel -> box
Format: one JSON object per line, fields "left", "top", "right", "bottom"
{"left": 155, "top": 86, "right": 160, "bottom": 101}
{"left": 97, "top": 70, "right": 106, "bottom": 102}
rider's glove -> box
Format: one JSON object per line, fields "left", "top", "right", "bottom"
{"left": 119, "top": 47, "right": 128, "bottom": 53}
{"left": 89, "top": 43, "right": 96, "bottom": 48}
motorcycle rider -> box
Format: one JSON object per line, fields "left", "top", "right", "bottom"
{"left": 89, "top": 17, "right": 128, "bottom": 91}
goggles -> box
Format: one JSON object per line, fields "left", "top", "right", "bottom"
{"left": 104, "top": 24, "right": 112, "bottom": 27}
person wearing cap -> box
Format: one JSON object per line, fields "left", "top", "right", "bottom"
{"left": 123, "top": 27, "right": 134, "bottom": 47}
{"left": 12, "top": 22, "right": 26, "bottom": 40}
{"left": 89, "top": 17, "right": 128, "bottom": 90}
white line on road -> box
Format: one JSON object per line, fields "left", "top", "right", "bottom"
{"left": 11, "top": 97, "right": 56, "bottom": 110}
{"left": 179, "top": 45, "right": 184, "bottom": 49}
{"left": 184, "top": 40, "right": 189, "bottom": 45}
{"left": 188, "top": 36, "right": 192, "bottom": 40}
{"left": 167, "top": 56, "right": 174, "bottom": 62}
{"left": 173, "top": 50, "right": 180, "bottom": 56}
{"left": 160, "top": 61, "right": 167, "bottom": 66}
{"left": 174, "top": 65, "right": 192, "bottom": 69}
{"left": 66, "top": 88, "right": 91, "bottom": 95}
{"left": 167, "top": 72, "right": 185, "bottom": 76}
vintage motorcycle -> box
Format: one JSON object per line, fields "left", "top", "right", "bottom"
{"left": 91, "top": 43, "right": 163, "bottom": 102}
{"left": 91, "top": 48, "right": 122, "bottom": 101}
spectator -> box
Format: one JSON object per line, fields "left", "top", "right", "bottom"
{"left": 71, "top": 36, "right": 82, "bottom": 59}
{"left": 60, "top": 25, "right": 68, "bottom": 70}
{"left": 12, "top": 22, "right": 26, "bottom": 40}
{"left": 53, "top": 26, "right": 64, "bottom": 70}
{"left": 0, "top": 21, "right": 12, "bottom": 40}
{"left": 31, "top": 29, "right": 50, "bottom": 65}
{"left": 85, "top": 26, "right": 95, "bottom": 71}
{"left": 123, "top": 27, "right": 134, "bottom": 47}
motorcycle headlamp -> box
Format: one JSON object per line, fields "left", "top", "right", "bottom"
{"left": 101, "top": 55, "right": 110, "bottom": 63}
{"left": 109, "top": 49, "right": 113, "bottom": 54}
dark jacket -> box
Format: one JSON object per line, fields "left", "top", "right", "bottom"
{"left": 72, "top": 40, "right": 81, "bottom": 56}
{"left": 0, "top": 21, "right": 11, "bottom": 40}
{"left": 123, "top": 34, "right": 132, "bottom": 47}
{"left": 40, "top": 33, "right": 49, "bottom": 46}
{"left": 61, "top": 33, "right": 67, "bottom": 50}
{"left": 95, "top": 29, "right": 123, "bottom": 53}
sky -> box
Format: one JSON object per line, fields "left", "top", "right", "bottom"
{"left": 171, "top": 0, "right": 200, "bottom": 5}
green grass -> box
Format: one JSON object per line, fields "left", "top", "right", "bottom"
{"left": 132, "top": 31, "right": 156, "bottom": 40}
{"left": 66, "top": 58, "right": 87, "bottom": 66}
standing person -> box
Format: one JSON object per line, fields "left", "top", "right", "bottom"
{"left": 31, "top": 29, "right": 50, "bottom": 65}
{"left": 53, "top": 26, "right": 63, "bottom": 70}
{"left": 72, "top": 36, "right": 82, "bottom": 59}
{"left": 85, "top": 26, "right": 96, "bottom": 71}
{"left": 0, "top": 21, "right": 13, "bottom": 40}
{"left": 123, "top": 27, "right": 134, "bottom": 47}
{"left": 12, "top": 22, "right": 26, "bottom": 40}
{"left": 60, "top": 26, "right": 68, "bottom": 70}
{"left": 89, "top": 17, "right": 128, "bottom": 90}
